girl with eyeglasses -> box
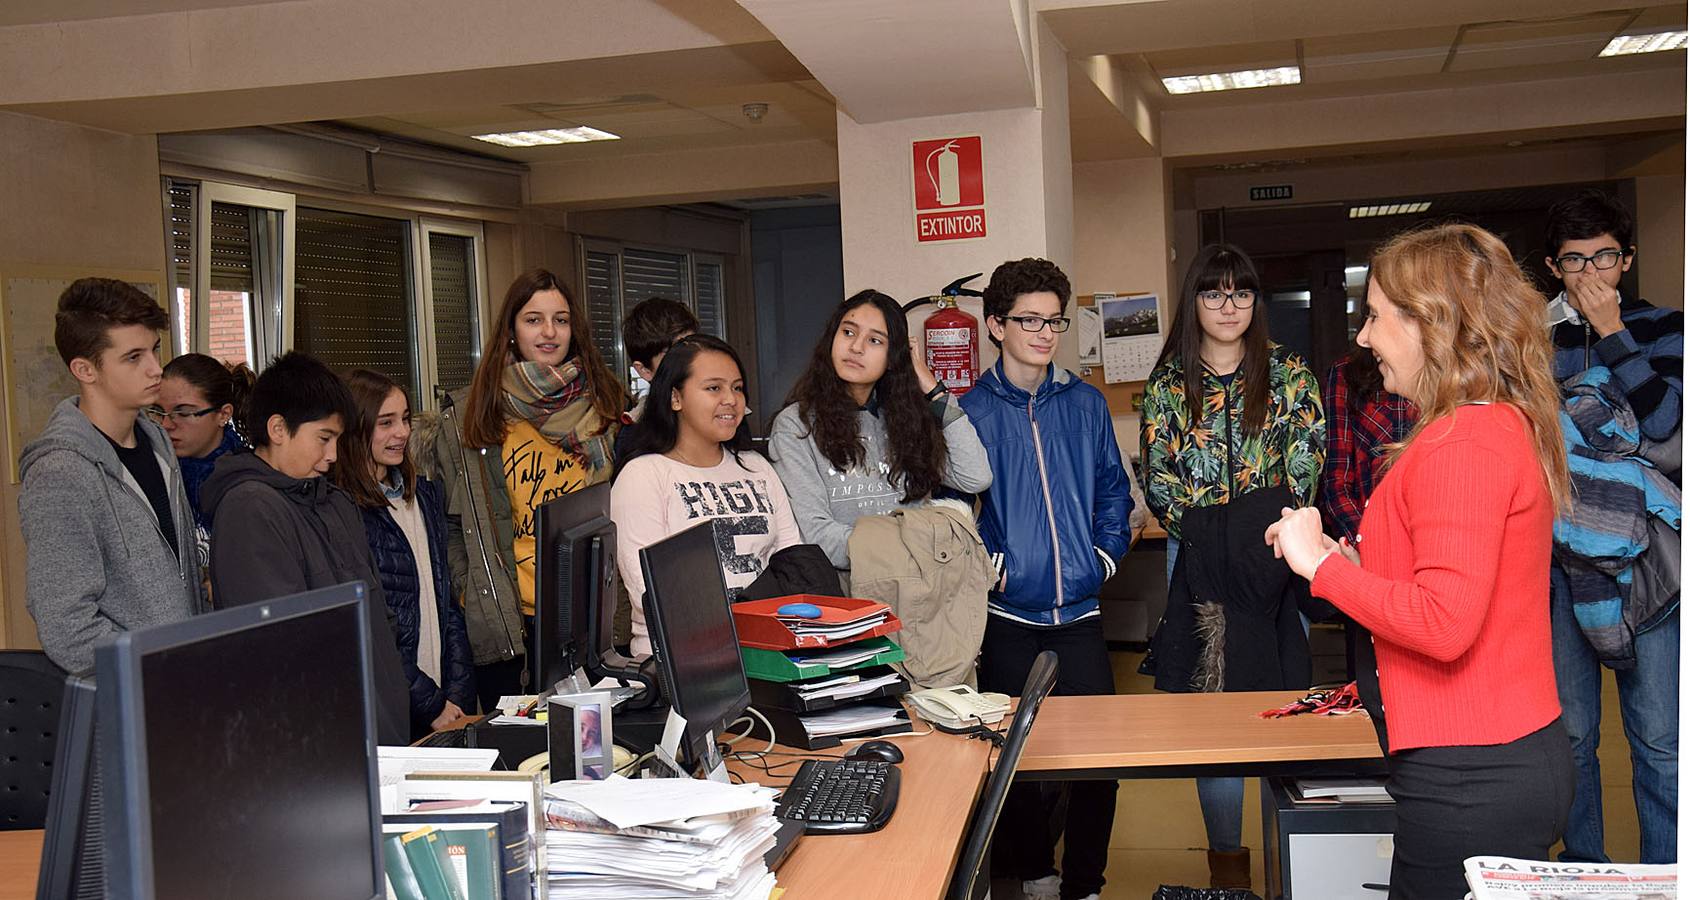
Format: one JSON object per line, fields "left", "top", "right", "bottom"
{"left": 1139, "top": 242, "right": 1325, "bottom": 889}
{"left": 157, "top": 353, "right": 254, "bottom": 579}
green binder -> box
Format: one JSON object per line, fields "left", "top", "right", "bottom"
{"left": 382, "top": 831, "right": 429, "bottom": 900}
{"left": 400, "top": 827, "right": 469, "bottom": 900}
{"left": 432, "top": 824, "right": 501, "bottom": 900}
{"left": 740, "top": 636, "right": 906, "bottom": 682}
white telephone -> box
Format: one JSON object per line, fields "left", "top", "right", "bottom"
{"left": 907, "top": 685, "right": 1011, "bottom": 729}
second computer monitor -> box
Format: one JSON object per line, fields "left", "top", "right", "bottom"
{"left": 533, "top": 481, "right": 619, "bottom": 694}
{"left": 96, "top": 583, "right": 384, "bottom": 900}
{"left": 639, "top": 519, "right": 751, "bottom": 777}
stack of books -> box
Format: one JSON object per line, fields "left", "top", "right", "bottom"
{"left": 540, "top": 776, "right": 781, "bottom": 899}
{"left": 733, "top": 595, "right": 913, "bottom": 749}
{"left": 377, "top": 747, "right": 538, "bottom": 900}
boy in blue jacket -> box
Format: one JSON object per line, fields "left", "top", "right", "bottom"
{"left": 960, "top": 257, "right": 1133, "bottom": 900}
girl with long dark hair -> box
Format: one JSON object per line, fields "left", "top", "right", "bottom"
{"left": 610, "top": 335, "right": 800, "bottom": 657}
{"left": 768, "top": 289, "right": 991, "bottom": 569}
{"left": 417, "top": 268, "right": 626, "bottom": 708}
{"left": 334, "top": 369, "right": 475, "bottom": 738}
{"left": 1139, "top": 243, "right": 1325, "bottom": 888}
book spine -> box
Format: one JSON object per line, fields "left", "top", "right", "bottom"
{"left": 383, "top": 833, "right": 429, "bottom": 900}
{"left": 401, "top": 828, "right": 466, "bottom": 900}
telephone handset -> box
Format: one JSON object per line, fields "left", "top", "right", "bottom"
{"left": 907, "top": 685, "right": 1011, "bottom": 730}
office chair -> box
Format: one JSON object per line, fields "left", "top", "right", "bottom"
{"left": 0, "top": 651, "right": 69, "bottom": 830}
{"left": 945, "top": 650, "right": 1059, "bottom": 900}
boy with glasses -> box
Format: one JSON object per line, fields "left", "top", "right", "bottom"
{"left": 19, "top": 279, "right": 203, "bottom": 673}
{"left": 1543, "top": 189, "right": 1682, "bottom": 864}
{"left": 960, "top": 258, "right": 1133, "bottom": 900}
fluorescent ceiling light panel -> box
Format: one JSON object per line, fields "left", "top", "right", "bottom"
{"left": 1162, "top": 66, "right": 1301, "bottom": 94}
{"left": 1349, "top": 201, "right": 1431, "bottom": 218}
{"left": 1599, "top": 31, "right": 1688, "bottom": 56}
{"left": 471, "top": 126, "right": 621, "bottom": 147}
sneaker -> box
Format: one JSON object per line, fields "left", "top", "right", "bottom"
{"left": 1073, "top": 895, "right": 1101, "bottom": 900}
{"left": 1021, "top": 874, "right": 1062, "bottom": 899}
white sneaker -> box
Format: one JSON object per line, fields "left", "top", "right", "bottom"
{"left": 1021, "top": 875, "right": 1062, "bottom": 899}
{"left": 1074, "top": 895, "right": 1101, "bottom": 900}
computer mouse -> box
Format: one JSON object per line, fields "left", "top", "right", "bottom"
{"left": 777, "top": 602, "right": 823, "bottom": 619}
{"left": 844, "top": 740, "right": 904, "bottom": 764}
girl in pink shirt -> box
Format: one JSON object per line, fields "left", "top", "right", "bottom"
{"left": 611, "top": 335, "right": 800, "bottom": 657}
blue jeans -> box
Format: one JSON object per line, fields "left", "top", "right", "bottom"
{"left": 1550, "top": 565, "right": 1679, "bottom": 863}
{"left": 1168, "top": 536, "right": 1247, "bottom": 851}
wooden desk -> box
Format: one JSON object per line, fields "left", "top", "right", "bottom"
{"left": 1018, "top": 690, "right": 1384, "bottom": 781}
{"left": 0, "top": 830, "right": 42, "bottom": 900}
{"left": 730, "top": 729, "right": 991, "bottom": 900}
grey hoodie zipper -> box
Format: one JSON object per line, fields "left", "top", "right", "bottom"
{"left": 1025, "top": 382, "right": 1065, "bottom": 619}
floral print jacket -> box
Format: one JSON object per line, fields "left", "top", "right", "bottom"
{"left": 1140, "top": 343, "right": 1326, "bottom": 541}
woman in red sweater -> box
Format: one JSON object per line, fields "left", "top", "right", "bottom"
{"left": 1267, "top": 223, "right": 1573, "bottom": 898}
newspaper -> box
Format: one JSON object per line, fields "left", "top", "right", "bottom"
{"left": 1465, "top": 856, "right": 1676, "bottom": 899}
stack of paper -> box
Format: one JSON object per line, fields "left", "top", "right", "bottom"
{"left": 792, "top": 671, "right": 903, "bottom": 703}
{"left": 776, "top": 609, "right": 888, "bottom": 643}
{"left": 1292, "top": 777, "right": 1392, "bottom": 804}
{"left": 797, "top": 705, "right": 907, "bottom": 738}
{"left": 540, "top": 776, "right": 781, "bottom": 899}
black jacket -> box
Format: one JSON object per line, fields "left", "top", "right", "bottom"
{"left": 741, "top": 543, "right": 845, "bottom": 601}
{"left": 1153, "top": 484, "right": 1314, "bottom": 694}
{"left": 361, "top": 477, "right": 477, "bottom": 735}
{"left": 202, "top": 451, "right": 410, "bottom": 745}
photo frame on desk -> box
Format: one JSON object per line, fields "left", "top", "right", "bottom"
{"left": 0, "top": 266, "right": 166, "bottom": 483}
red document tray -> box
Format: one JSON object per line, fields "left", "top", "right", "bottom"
{"left": 732, "top": 594, "right": 903, "bottom": 650}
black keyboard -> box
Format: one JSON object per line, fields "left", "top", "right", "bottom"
{"left": 775, "top": 759, "right": 900, "bottom": 835}
{"left": 415, "top": 728, "right": 469, "bottom": 749}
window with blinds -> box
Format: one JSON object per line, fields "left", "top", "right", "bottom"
{"left": 693, "top": 258, "right": 725, "bottom": 338}
{"left": 583, "top": 248, "right": 626, "bottom": 382}
{"left": 579, "top": 239, "right": 733, "bottom": 389}
{"left": 166, "top": 183, "right": 196, "bottom": 355}
{"left": 428, "top": 232, "right": 479, "bottom": 394}
{"left": 293, "top": 208, "right": 417, "bottom": 398}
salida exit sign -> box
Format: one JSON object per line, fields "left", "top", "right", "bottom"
{"left": 912, "top": 135, "right": 986, "bottom": 242}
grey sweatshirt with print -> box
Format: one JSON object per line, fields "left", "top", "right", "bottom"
{"left": 768, "top": 396, "right": 992, "bottom": 568}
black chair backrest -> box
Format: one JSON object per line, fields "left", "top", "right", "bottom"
{"left": 0, "top": 651, "right": 69, "bottom": 830}
{"left": 946, "top": 650, "right": 1060, "bottom": 900}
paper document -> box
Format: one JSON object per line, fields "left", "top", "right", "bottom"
{"left": 789, "top": 645, "right": 881, "bottom": 669}
{"left": 544, "top": 774, "right": 777, "bottom": 831}
{"left": 795, "top": 672, "right": 902, "bottom": 702}
{"left": 1464, "top": 856, "right": 1676, "bottom": 898}
{"left": 798, "top": 705, "right": 906, "bottom": 737}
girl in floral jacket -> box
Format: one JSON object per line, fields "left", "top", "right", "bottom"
{"left": 1139, "top": 242, "right": 1325, "bottom": 889}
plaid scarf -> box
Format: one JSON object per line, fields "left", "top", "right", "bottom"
{"left": 500, "top": 360, "right": 613, "bottom": 477}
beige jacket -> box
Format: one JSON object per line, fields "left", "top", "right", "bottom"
{"left": 846, "top": 500, "right": 994, "bottom": 689}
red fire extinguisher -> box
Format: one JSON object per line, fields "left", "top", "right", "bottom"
{"left": 906, "top": 274, "right": 985, "bottom": 396}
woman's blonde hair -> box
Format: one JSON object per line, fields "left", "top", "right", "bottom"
{"left": 1372, "top": 223, "right": 1568, "bottom": 511}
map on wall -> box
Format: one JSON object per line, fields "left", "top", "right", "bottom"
{"left": 2, "top": 272, "right": 163, "bottom": 483}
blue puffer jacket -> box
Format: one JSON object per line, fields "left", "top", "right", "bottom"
{"left": 362, "top": 477, "right": 477, "bottom": 733}
{"left": 960, "top": 361, "right": 1134, "bottom": 625}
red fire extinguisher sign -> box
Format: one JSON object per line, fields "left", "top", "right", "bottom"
{"left": 912, "top": 136, "right": 986, "bottom": 243}
{"left": 924, "top": 298, "right": 979, "bottom": 395}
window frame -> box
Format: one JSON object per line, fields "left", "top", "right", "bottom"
{"left": 192, "top": 181, "right": 296, "bottom": 368}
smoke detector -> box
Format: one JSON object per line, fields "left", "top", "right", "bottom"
{"left": 742, "top": 102, "right": 769, "bottom": 124}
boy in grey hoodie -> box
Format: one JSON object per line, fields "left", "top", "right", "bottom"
{"left": 19, "top": 278, "right": 203, "bottom": 674}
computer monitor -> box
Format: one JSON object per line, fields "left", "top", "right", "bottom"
{"left": 96, "top": 583, "right": 383, "bottom": 900}
{"left": 639, "top": 519, "right": 752, "bottom": 778}
{"left": 36, "top": 675, "right": 103, "bottom": 900}
{"left": 532, "top": 481, "right": 619, "bottom": 695}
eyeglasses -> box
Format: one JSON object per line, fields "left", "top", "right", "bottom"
{"left": 145, "top": 405, "right": 218, "bottom": 424}
{"left": 1197, "top": 289, "right": 1257, "bottom": 310}
{"left": 1554, "top": 250, "right": 1627, "bottom": 273}
{"left": 996, "top": 315, "right": 1072, "bottom": 333}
